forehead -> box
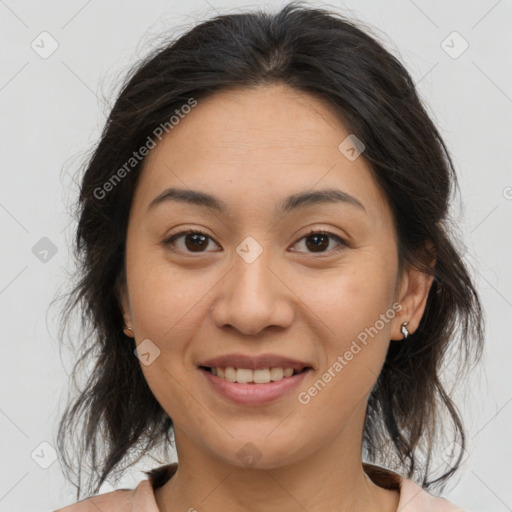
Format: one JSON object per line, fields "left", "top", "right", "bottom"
{"left": 133, "top": 83, "right": 392, "bottom": 225}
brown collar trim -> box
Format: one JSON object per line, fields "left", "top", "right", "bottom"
{"left": 144, "top": 462, "right": 402, "bottom": 492}
{"left": 144, "top": 462, "right": 178, "bottom": 491}
{"left": 362, "top": 462, "right": 402, "bottom": 491}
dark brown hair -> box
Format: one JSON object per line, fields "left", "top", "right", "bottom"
{"left": 55, "top": 1, "right": 484, "bottom": 500}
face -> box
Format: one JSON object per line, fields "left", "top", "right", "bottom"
{"left": 119, "top": 83, "right": 431, "bottom": 469}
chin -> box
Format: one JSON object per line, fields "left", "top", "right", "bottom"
{"left": 210, "top": 434, "right": 313, "bottom": 471}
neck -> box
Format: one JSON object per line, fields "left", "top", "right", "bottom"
{"left": 154, "top": 428, "right": 400, "bottom": 512}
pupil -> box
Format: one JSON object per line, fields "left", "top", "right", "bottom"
{"left": 306, "top": 233, "right": 328, "bottom": 252}
{"left": 185, "top": 233, "right": 208, "bottom": 252}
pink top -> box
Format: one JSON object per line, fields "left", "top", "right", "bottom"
{"left": 53, "top": 463, "right": 466, "bottom": 511}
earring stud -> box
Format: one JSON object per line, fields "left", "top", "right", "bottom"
{"left": 123, "top": 325, "right": 134, "bottom": 336}
{"left": 401, "top": 321, "right": 410, "bottom": 340}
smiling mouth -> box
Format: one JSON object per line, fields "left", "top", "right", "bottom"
{"left": 199, "top": 366, "right": 311, "bottom": 384}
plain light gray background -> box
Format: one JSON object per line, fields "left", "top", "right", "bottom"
{"left": 0, "top": 1, "right": 510, "bottom": 510}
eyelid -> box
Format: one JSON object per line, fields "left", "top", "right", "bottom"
{"left": 163, "top": 228, "right": 221, "bottom": 254}
{"left": 163, "top": 227, "right": 348, "bottom": 255}
{"left": 289, "top": 227, "right": 347, "bottom": 254}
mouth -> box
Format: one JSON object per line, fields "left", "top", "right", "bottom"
{"left": 198, "top": 364, "right": 313, "bottom": 406}
{"left": 199, "top": 365, "right": 312, "bottom": 384}
{"left": 196, "top": 353, "right": 314, "bottom": 404}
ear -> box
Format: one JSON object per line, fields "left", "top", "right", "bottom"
{"left": 391, "top": 240, "right": 436, "bottom": 340}
{"left": 391, "top": 266, "right": 435, "bottom": 340}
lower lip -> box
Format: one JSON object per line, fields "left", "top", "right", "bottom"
{"left": 199, "top": 367, "right": 312, "bottom": 406}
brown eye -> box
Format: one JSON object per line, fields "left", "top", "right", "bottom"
{"left": 292, "top": 230, "right": 346, "bottom": 254}
{"left": 183, "top": 233, "right": 208, "bottom": 252}
{"left": 164, "top": 230, "right": 220, "bottom": 253}
{"left": 305, "top": 233, "right": 329, "bottom": 252}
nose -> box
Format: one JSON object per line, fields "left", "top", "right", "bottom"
{"left": 210, "top": 245, "right": 295, "bottom": 336}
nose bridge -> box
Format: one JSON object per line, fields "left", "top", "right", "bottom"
{"left": 211, "top": 235, "right": 294, "bottom": 334}
{"left": 234, "top": 239, "right": 275, "bottom": 299}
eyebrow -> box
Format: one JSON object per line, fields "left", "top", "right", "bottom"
{"left": 147, "top": 187, "right": 366, "bottom": 215}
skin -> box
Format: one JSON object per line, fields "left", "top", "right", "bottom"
{"left": 119, "top": 83, "right": 434, "bottom": 512}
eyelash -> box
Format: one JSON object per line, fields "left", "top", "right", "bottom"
{"left": 163, "top": 228, "right": 347, "bottom": 255}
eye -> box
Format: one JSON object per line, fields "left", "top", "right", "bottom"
{"left": 290, "top": 229, "right": 347, "bottom": 254}
{"left": 163, "top": 228, "right": 347, "bottom": 255}
{"left": 163, "top": 229, "right": 221, "bottom": 253}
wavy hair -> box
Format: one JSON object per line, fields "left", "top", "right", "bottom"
{"left": 55, "top": 1, "right": 485, "bottom": 500}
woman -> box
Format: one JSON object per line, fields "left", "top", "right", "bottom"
{"left": 53, "top": 2, "right": 484, "bottom": 511}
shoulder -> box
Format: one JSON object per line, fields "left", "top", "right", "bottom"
{"left": 52, "top": 480, "right": 156, "bottom": 512}
{"left": 399, "top": 477, "right": 467, "bottom": 512}
{"left": 363, "top": 463, "right": 466, "bottom": 512}
{"left": 52, "top": 489, "right": 132, "bottom": 512}
{"left": 53, "top": 463, "right": 177, "bottom": 512}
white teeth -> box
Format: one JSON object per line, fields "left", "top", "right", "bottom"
{"left": 224, "top": 367, "right": 237, "bottom": 382}
{"left": 210, "top": 366, "right": 303, "bottom": 384}
{"left": 270, "top": 368, "right": 284, "bottom": 380}
{"left": 283, "top": 368, "right": 294, "bottom": 377}
{"left": 253, "top": 369, "right": 270, "bottom": 383}
{"left": 236, "top": 368, "right": 253, "bottom": 383}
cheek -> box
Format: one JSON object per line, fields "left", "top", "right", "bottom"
{"left": 298, "top": 252, "right": 396, "bottom": 341}
{"left": 288, "top": 285, "right": 394, "bottom": 444}
{"left": 294, "top": 252, "right": 397, "bottom": 393}
{"left": 126, "top": 256, "right": 210, "bottom": 421}
{"left": 127, "top": 247, "right": 204, "bottom": 338}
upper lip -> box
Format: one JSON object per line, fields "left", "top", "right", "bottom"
{"left": 199, "top": 353, "right": 313, "bottom": 371}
